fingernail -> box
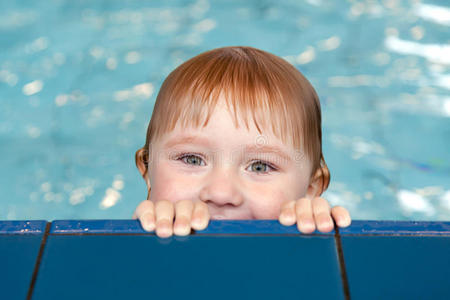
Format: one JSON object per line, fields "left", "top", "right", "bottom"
{"left": 301, "top": 220, "right": 315, "bottom": 230}
{"left": 303, "top": 219, "right": 313, "bottom": 226}
{"left": 191, "top": 217, "right": 201, "bottom": 227}
{"left": 144, "top": 220, "right": 154, "bottom": 231}
{"left": 174, "top": 224, "right": 190, "bottom": 236}
{"left": 156, "top": 223, "right": 172, "bottom": 237}
{"left": 282, "top": 211, "right": 295, "bottom": 222}
{"left": 340, "top": 217, "right": 351, "bottom": 227}
{"left": 192, "top": 217, "right": 206, "bottom": 229}
{"left": 194, "top": 217, "right": 210, "bottom": 230}
{"left": 319, "top": 222, "right": 333, "bottom": 232}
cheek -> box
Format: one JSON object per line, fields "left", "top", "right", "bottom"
{"left": 248, "top": 175, "right": 310, "bottom": 219}
{"left": 295, "top": 177, "right": 310, "bottom": 198}
{"left": 290, "top": 163, "right": 312, "bottom": 199}
{"left": 249, "top": 188, "right": 290, "bottom": 219}
{"left": 149, "top": 162, "right": 198, "bottom": 203}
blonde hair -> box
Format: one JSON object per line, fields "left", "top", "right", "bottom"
{"left": 136, "top": 46, "right": 330, "bottom": 194}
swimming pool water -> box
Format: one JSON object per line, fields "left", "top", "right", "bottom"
{"left": 0, "top": 0, "right": 449, "bottom": 221}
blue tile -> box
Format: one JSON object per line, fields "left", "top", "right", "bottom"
{"left": 33, "top": 221, "right": 343, "bottom": 300}
{"left": 341, "top": 221, "right": 450, "bottom": 299}
{"left": 0, "top": 220, "right": 47, "bottom": 234}
{"left": 51, "top": 219, "right": 335, "bottom": 235}
{"left": 51, "top": 219, "right": 143, "bottom": 234}
{"left": 196, "top": 219, "right": 335, "bottom": 235}
{"left": 0, "top": 220, "right": 47, "bottom": 300}
{"left": 340, "top": 220, "right": 450, "bottom": 235}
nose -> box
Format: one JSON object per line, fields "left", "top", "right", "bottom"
{"left": 199, "top": 166, "right": 244, "bottom": 208}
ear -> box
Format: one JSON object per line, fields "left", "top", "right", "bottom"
{"left": 135, "top": 148, "right": 151, "bottom": 198}
{"left": 306, "top": 167, "right": 324, "bottom": 199}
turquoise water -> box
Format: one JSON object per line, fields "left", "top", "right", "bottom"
{"left": 0, "top": 0, "right": 449, "bottom": 221}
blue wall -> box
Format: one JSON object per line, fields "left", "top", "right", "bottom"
{"left": 1, "top": 220, "right": 449, "bottom": 300}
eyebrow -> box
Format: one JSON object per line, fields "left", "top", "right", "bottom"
{"left": 163, "top": 135, "right": 212, "bottom": 149}
{"left": 242, "top": 144, "right": 293, "bottom": 163}
{"left": 163, "top": 135, "right": 294, "bottom": 163}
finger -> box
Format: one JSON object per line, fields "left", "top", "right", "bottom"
{"left": 134, "top": 200, "right": 155, "bottom": 232}
{"left": 331, "top": 206, "right": 352, "bottom": 227}
{"left": 278, "top": 200, "right": 296, "bottom": 226}
{"left": 295, "top": 197, "right": 315, "bottom": 233}
{"left": 312, "top": 197, "right": 334, "bottom": 233}
{"left": 191, "top": 201, "right": 210, "bottom": 230}
{"left": 174, "top": 200, "right": 194, "bottom": 236}
{"left": 155, "top": 200, "right": 174, "bottom": 238}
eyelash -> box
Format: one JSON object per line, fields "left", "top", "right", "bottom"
{"left": 174, "top": 152, "right": 278, "bottom": 174}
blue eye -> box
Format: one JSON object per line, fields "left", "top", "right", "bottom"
{"left": 177, "top": 154, "right": 205, "bottom": 166}
{"left": 248, "top": 160, "right": 276, "bottom": 174}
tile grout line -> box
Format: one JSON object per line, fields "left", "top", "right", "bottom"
{"left": 48, "top": 232, "right": 330, "bottom": 236}
{"left": 335, "top": 225, "right": 351, "bottom": 300}
{"left": 27, "top": 221, "right": 51, "bottom": 300}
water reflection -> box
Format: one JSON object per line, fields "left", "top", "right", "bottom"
{"left": 0, "top": 0, "right": 448, "bottom": 221}
{"left": 385, "top": 35, "right": 450, "bottom": 65}
{"left": 414, "top": 3, "right": 450, "bottom": 26}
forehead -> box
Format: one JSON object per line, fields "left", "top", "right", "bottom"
{"left": 157, "top": 96, "right": 297, "bottom": 153}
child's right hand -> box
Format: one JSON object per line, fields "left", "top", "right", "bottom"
{"left": 132, "top": 199, "right": 210, "bottom": 238}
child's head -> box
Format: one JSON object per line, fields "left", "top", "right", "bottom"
{"left": 135, "top": 46, "right": 330, "bottom": 219}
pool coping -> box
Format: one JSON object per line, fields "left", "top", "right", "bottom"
{"left": 1, "top": 220, "right": 449, "bottom": 235}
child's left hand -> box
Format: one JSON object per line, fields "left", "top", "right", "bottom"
{"left": 278, "top": 197, "right": 351, "bottom": 233}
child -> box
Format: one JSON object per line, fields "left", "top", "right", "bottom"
{"left": 132, "top": 46, "right": 351, "bottom": 238}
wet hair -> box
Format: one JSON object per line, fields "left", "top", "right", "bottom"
{"left": 136, "top": 46, "right": 330, "bottom": 194}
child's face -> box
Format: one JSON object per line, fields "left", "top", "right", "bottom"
{"left": 144, "top": 95, "right": 315, "bottom": 220}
